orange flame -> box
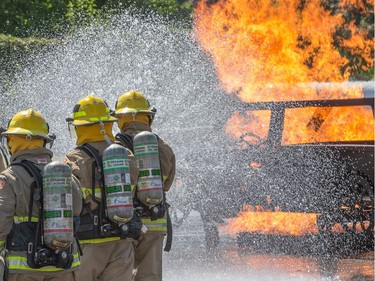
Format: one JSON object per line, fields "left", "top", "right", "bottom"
{"left": 220, "top": 209, "right": 371, "bottom": 237}
{"left": 194, "top": 0, "right": 373, "bottom": 102}
{"left": 224, "top": 110, "right": 270, "bottom": 143}
{"left": 221, "top": 210, "right": 320, "bottom": 236}
{"left": 282, "top": 105, "right": 375, "bottom": 144}
{"left": 194, "top": 0, "right": 374, "bottom": 236}
{"left": 224, "top": 103, "right": 374, "bottom": 145}
{"left": 195, "top": 0, "right": 374, "bottom": 144}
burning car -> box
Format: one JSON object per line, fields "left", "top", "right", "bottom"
{"left": 176, "top": 0, "right": 375, "bottom": 254}
{"left": 225, "top": 81, "right": 374, "bottom": 252}
{"left": 167, "top": 81, "right": 374, "bottom": 255}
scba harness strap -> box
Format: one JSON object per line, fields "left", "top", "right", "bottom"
{"left": 77, "top": 143, "right": 143, "bottom": 240}
{"left": 8, "top": 160, "right": 74, "bottom": 269}
{"left": 115, "top": 133, "right": 134, "bottom": 154}
{"left": 115, "top": 132, "right": 173, "bottom": 252}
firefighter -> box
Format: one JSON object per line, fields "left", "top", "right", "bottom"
{"left": 114, "top": 90, "right": 176, "bottom": 281}
{"left": 64, "top": 94, "right": 140, "bottom": 281}
{"left": 0, "top": 152, "right": 7, "bottom": 173}
{"left": 0, "top": 109, "right": 82, "bottom": 281}
{"left": 0, "top": 127, "right": 9, "bottom": 172}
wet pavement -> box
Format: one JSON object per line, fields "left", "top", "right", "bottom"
{"left": 163, "top": 211, "right": 374, "bottom": 281}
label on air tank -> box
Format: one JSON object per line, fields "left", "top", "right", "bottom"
{"left": 138, "top": 169, "right": 161, "bottom": 178}
{"left": 106, "top": 184, "right": 132, "bottom": 193}
{"left": 103, "top": 158, "right": 129, "bottom": 169}
{"left": 135, "top": 143, "right": 159, "bottom": 154}
{"left": 44, "top": 176, "right": 71, "bottom": 189}
{"left": 44, "top": 210, "right": 73, "bottom": 231}
{"left": 105, "top": 173, "right": 131, "bottom": 186}
{"left": 44, "top": 193, "right": 72, "bottom": 208}
{"left": 137, "top": 179, "right": 163, "bottom": 191}
{"left": 106, "top": 195, "right": 132, "bottom": 207}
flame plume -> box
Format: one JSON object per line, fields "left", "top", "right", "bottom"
{"left": 194, "top": 0, "right": 374, "bottom": 237}
{"left": 194, "top": 0, "right": 374, "bottom": 102}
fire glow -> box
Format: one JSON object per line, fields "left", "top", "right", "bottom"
{"left": 194, "top": 0, "right": 374, "bottom": 144}
{"left": 194, "top": 0, "right": 374, "bottom": 236}
{"left": 194, "top": 0, "right": 373, "bottom": 102}
{"left": 220, "top": 209, "right": 370, "bottom": 236}
{"left": 222, "top": 210, "right": 320, "bottom": 236}
{"left": 225, "top": 104, "right": 375, "bottom": 145}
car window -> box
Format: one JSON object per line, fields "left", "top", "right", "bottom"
{"left": 282, "top": 105, "right": 374, "bottom": 144}
{"left": 225, "top": 110, "right": 271, "bottom": 145}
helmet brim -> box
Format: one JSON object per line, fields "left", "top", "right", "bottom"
{"left": 2, "top": 128, "right": 53, "bottom": 141}
{"left": 115, "top": 108, "right": 154, "bottom": 115}
{"left": 70, "top": 116, "right": 117, "bottom": 126}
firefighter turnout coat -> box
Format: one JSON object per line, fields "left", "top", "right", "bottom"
{"left": 64, "top": 141, "right": 139, "bottom": 281}
{"left": 0, "top": 147, "right": 82, "bottom": 277}
{"left": 117, "top": 123, "right": 176, "bottom": 281}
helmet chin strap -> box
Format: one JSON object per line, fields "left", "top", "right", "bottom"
{"left": 130, "top": 112, "right": 138, "bottom": 130}
{"left": 99, "top": 121, "right": 112, "bottom": 145}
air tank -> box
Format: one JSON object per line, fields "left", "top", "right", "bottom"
{"left": 103, "top": 143, "right": 134, "bottom": 223}
{"left": 133, "top": 131, "right": 163, "bottom": 207}
{"left": 42, "top": 161, "right": 74, "bottom": 250}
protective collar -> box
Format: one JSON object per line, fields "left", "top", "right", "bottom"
{"left": 75, "top": 123, "right": 115, "bottom": 145}
{"left": 7, "top": 135, "right": 44, "bottom": 155}
{"left": 117, "top": 114, "right": 150, "bottom": 131}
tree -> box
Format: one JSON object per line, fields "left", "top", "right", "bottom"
{"left": 0, "top": 0, "right": 69, "bottom": 37}
{"left": 322, "top": 0, "right": 374, "bottom": 80}
{"left": 0, "top": 0, "right": 193, "bottom": 38}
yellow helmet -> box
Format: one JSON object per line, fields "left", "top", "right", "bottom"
{"left": 2, "top": 108, "right": 52, "bottom": 141}
{"left": 68, "top": 94, "right": 117, "bottom": 126}
{"left": 115, "top": 90, "right": 155, "bottom": 115}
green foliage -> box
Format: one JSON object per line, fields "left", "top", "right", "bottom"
{"left": 0, "top": 0, "right": 193, "bottom": 38}
{"left": 66, "top": 0, "right": 98, "bottom": 25}
{"left": 97, "top": 0, "right": 193, "bottom": 24}
{"left": 322, "top": 0, "right": 374, "bottom": 80}
{"left": 0, "top": 0, "right": 69, "bottom": 37}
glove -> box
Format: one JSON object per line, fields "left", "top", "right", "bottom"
{"left": 0, "top": 255, "right": 5, "bottom": 281}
